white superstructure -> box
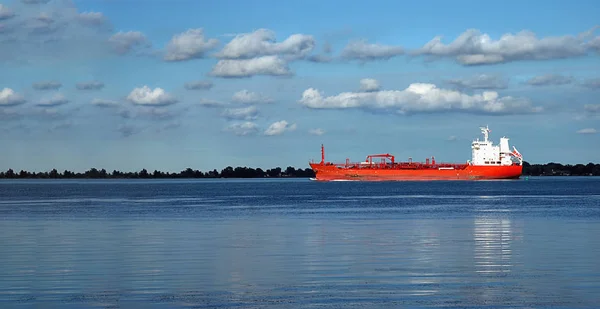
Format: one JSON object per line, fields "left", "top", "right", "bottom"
{"left": 470, "top": 126, "right": 523, "bottom": 166}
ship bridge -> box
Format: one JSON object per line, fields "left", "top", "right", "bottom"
{"left": 471, "top": 126, "right": 522, "bottom": 166}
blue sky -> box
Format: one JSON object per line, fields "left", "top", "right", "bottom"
{"left": 1, "top": 0, "right": 599, "bottom": 173}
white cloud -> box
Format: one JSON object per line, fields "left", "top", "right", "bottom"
{"left": 21, "top": 0, "right": 50, "bottom": 4}
{"left": 26, "top": 12, "right": 60, "bottom": 35}
{"left": 159, "top": 121, "right": 181, "bottom": 132}
{"left": 0, "top": 1, "right": 118, "bottom": 64}
{"left": 0, "top": 108, "right": 23, "bottom": 121}
{"left": 0, "top": 88, "right": 26, "bottom": 106}
{"left": 32, "top": 81, "right": 62, "bottom": 90}
{"left": 35, "top": 12, "right": 54, "bottom": 24}
{"left": 359, "top": 78, "right": 380, "bottom": 92}
{"left": 91, "top": 98, "right": 119, "bottom": 108}
{"left": 76, "top": 81, "right": 105, "bottom": 90}
{"left": 341, "top": 39, "right": 404, "bottom": 61}
{"left": 581, "top": 78, "right": 600, "bottom": 89}
{"left": 209, "top": 29, "right": 316, "bottom": 78}
{"left": 33, "top": 107, "right": 60, "bottom": 119}
{"left": 36, "top": 93, "right": 69, "bottom": 107}
{"left": 221, "top": 105, "right": 258, "bottom": 120}
{"left": 118, "top": 109, "right": 131, "bottom": 119}
{"left": 113, "top": 105, "right": 187, "bottom": 122}
{"left": 215, "top": 28, "right": 315, "bottom": 60}
{"left": 264, "top": 120, "right": 297, "bottom": 136}
{"left": 164, "top": 28, "right": 219, "bottom": 62}
{"left": 447, "top": 74, "right": 509, "bottom": 90}
{"left": 108, "top": 31, "right": 150, "bottom": 55}
{"left": 414, "top": 28, "right": 599, "bottom": 65}
{"left": 209, "top": 55, "right": 292, "bottom": 78}
{"left": 322, "top": 42, "right": 332, "bottom": 54}
{"left": 118, "top": 124, "right": 138, "bottom": 137}
{"left": 299, "top": 82, "right": 542, "bottom": 115}
{"left": 48, "top": 121, "right": 72, "bottom": 132}
{"left": 309, "top": 128, "right": 325, "bottom": 136}
{"left": 198, "top": 98, "right": 227, "bottom": 108}
{"left": 127, "top": 86, "right": 177, "bottom": 106}
{"left": 576, "top": 128, "right": 597, "bottom": 134}
{"left": 526, "top": 74, "right": 573, "bottom": 86}
{"left": 584, "top": 104, "right": 600, "bottom": 113}
{"left": 185, "top": 81, "right": 213, "bottom": 90}
{"left": 0, "top": 4, "right": 15, "bottom": 20}
{"left": 225, "top": 122, "right": 259, "bottom": 136}
{"left": 76, "top": 12, "right": 106, "bottom": 26}
{"left": 589, "top": 36, "right": 600, "bottom": 52}
{"left": 307, "top": 54, "right": 333, "bottom": 63}
{"left": 135, "top": 107, "right": 178, "bottom": 120}
{"left": 232, "top": 90, "right": 274, "bottom": 104}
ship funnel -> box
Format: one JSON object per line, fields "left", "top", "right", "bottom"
{"left": 500, "top": 137, "right": 509, "bottom": 154}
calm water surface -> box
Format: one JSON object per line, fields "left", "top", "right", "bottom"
{"left": 1, "top": 177, "right": 599, "bottom": 308}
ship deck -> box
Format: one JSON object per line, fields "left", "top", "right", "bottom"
{"left": 316, "top": 162, "right": 470, "bottom": 170}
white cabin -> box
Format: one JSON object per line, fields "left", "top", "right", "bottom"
{"left": 470, "top": 126, "right": 523, "bottom": 166}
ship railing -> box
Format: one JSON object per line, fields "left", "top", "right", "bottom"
{"left": 328, "top": 161, "right": 469, "bottom": 170}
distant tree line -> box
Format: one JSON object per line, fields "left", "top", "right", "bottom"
{"left": 522, "top": 162, "right": 600, "bottom": 176}
{"left": 0, "top": 162, "right": 598, "bottom": 179}
{"left": 0, "top": 166, "right": 316, "bottom": 179}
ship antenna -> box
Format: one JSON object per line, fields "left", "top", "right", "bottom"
{"left": 321, "top": 144, "right": 325, "bottom": 164}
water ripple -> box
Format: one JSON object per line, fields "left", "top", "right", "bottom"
{"left": 0, "top": 177, "right": 599, "bottom": 308}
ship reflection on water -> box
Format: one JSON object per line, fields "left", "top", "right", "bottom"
{"left": 473, "top": 217, "right": 514, "bottom": 275}
{"left": 465, "top": 217, "right": 521, "bottom": 306}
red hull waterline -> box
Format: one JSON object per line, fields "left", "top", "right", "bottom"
{"left": 309, "top": 163, "right": 522, "bottom": 181}
{"left": 308, "top": 126, "right": 524, "bottom": 181}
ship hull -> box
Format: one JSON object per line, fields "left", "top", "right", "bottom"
{"left": 309, "top": 163, "right": 522, "bottom": 181}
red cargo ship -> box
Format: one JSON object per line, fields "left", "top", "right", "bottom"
{"left": 309, "top": 126, "right": 523, "bottom": 181}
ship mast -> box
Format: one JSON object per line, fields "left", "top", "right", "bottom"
{"left": 480, "top": 125, "right": 490, "bottom": 143}
{"left": 321, "top": 144, "right": 325, "bottom": 164}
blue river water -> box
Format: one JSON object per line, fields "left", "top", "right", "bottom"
{"left": 0, "top": 177, "right": 599, "bottom": 308}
